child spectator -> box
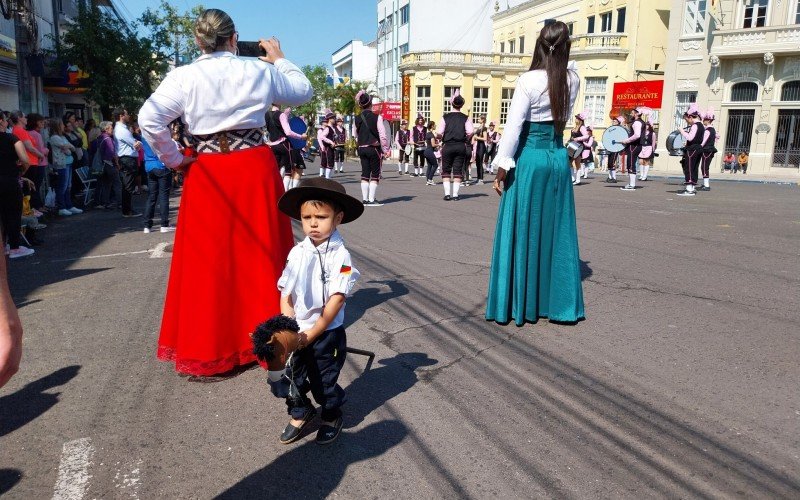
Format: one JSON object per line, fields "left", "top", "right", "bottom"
{"left": 737, "top": 151, "right": 748, "bottom": 174}
{"left": 269, "top": 177, "right": 364, "bottom": 445}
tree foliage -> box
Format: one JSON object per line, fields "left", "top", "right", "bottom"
{"left": 139, "top": 1, "right": 206, "bottom": 66}
{"left": 294, "top": 64, "right": 331, "bottom": 119}
{"left": 331, "top": 80, "right": 372, "bottom": 117}
{"left": 56, "top": 5, "right": 161, "bottom": 118}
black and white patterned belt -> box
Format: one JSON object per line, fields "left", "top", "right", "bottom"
{"left": 191, "top": 128, "right": 264, "bottom": 154}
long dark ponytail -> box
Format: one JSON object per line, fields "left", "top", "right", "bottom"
{"left": 529, "top": 21, "right": 573, "bottom": 126}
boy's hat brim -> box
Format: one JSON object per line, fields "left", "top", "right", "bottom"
{"left": 278, "top": 177, "right": 364, "bottom": 224}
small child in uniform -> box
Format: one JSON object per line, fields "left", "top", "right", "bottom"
{"left": 268, "top": 177, "right": 363, "bottom": 445}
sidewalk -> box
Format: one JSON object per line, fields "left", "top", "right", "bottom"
{"left": 638, "top": 170, "right": 800, "bottom": 186}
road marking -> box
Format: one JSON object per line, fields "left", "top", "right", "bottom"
{"left": 149, "top": 242, "right": 171, "bottom": 259}
{"left": 114, "top": 458, "right": 143, "bottom": 499}
{"left": 51, "top": 250, "right": 151, "bottom": 263}
{"left": 52, "top": 437, "right": 94, "bottom": 500}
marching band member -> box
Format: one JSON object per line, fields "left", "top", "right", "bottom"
{"left": 354, "top": 90, "right": 390, "bottom": 205}
{"left": 317, "top": 111, "right": 337, "bottom": 178}
{"left": 486, "top": 121, "right": 500, "bottom": 174}
{"left": 604, "top": 117, "right": 621, "bottom": 183}
{"left": 618, "top": 108, "right": 645, "bottom": 191}
{"left": 423, "top": 120, "right": 439, "bottom": 185}
{"left": 638, "top": 108, "right": 655, "bottom": 181}
{"left": 699, "top": 107, "right": 718, "bottom": 191}
{"left": 677, "top": 104, "right": 705, "bottom": 196}
{"left": 570, "top": 110, "right": 590, "bottom": 185}
{"left": 583, "top": 125, "right": 595, "bottom": 179}
{"left": 437, "top": 89, "right": 474, "bottom": 201}
{"left": 473, "top": 115, "right": 488, "bottom": 185}
{"left": 412, "top": 115, "right": 426, "bottom": 177}
{"left": 334, "top": 116, "right": 347, "bottom": 173}
{"left": 266, "top": 105, "right": 308, "bottom": 191}
{"left": 394, "top": 119, "right": 411, "bottom": 175}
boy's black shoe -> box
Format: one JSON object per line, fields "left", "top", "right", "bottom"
{"left": 280, "top": 407, "right": 316, "bottom": 444}
{"left": 316, "top": 416, "right": 343, "bottom": 445}
{"left": 443, "top": 195, "right": 451, "bottom": 201}
{"left": 698, "top": 186, "right": 710, "bottom": 191}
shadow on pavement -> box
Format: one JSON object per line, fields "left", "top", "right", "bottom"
{"left": 0, "top": 365, "right": 81, "bottom": 437}
{"left": 214, "top": 420, "right": 407, "bottom": 499}
{"left": 0, "top": 469, "right": 22, "bottom": 496}
{"left": 345, "top": 280, "right": 409, "bottom": 329}
{"left": 580, "top": 259, "right": 593, "bottom": 281}
{"left": 453, "top": 193, "right": 489, "bottom": 200}
{"left": 379, "top": 195, "right": 415, "bottom": 204}
{"left": 344, "top": 352, "right": 437, "bottom": 429}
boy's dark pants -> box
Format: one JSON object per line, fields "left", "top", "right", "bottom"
{"left": 270, "top": 326, "right": 347, "bottom": 422}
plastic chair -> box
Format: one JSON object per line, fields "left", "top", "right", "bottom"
{"left": 75, "top": 166, "right": 96, "bottom": 206}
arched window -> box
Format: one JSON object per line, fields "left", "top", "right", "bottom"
{"left": 781, "top": 81, "right": 800, "bottom": 101}
{"left": 731, "top": 82, "right": 758, "bottom": 102}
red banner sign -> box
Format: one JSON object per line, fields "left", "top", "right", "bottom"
{"left": 381, "top": 101, "right": 402, "bottom": 122}
{"left": 612, "top": 80, "right": 664, "bottom": 110}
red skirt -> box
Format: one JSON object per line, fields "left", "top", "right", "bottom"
{"left": 157, "top": 146, "right": 294, "bottom": 376}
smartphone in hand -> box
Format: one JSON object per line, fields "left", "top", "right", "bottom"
{"left": 237, "top": 41, "right": 266, "bottom": 58}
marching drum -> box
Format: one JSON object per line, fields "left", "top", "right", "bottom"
{"left": 404, "top": 144, "right": 413, "bottom": 156}
{"left": 566, "top": 141, "right": 584, "bottom": 159}
{"left": 602, "top": 125, "right": 628, "bottom": 153}
{"left": 288, "top": 116, "right": 307, "bottom": 150}
{"left": 666, "top": 130, "right": 686, "bottom": 156}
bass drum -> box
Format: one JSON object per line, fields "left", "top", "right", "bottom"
{"left": 566, "top": 140, "right": 584, "bottom": 159}
{"left": 666, "top": 130, "right": 686, "bottom": 156}
{"left": 602, "top": 125, "right": 628, "bottom": 153}
{"left": 404, "top": 144, "right": 413, "bottom": 156}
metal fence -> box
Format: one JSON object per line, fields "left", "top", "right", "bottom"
{"left": 723, "top": 109, "right": 755, "bottom": 155}
{"left": 772, "top": 110, "right": 800, "bottom": 169}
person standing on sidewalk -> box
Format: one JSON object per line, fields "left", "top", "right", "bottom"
{"left": 113, "top": 108, "right": 141, "bottom": 217}
{"left": 140, "top": 136, "right": 174, "bottom": 234}
{"left": 0, "top": 111, "right": 34, "bottom": 259}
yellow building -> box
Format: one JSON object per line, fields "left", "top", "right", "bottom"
{"left": 398, "top": 51, "right": 531, "bottom": 126}
{"left": 493, "top": 0, "right": 670, "bottom": 133}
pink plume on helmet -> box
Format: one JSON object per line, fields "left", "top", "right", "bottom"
{"left": 575, "top": 110, "right": 589, "bottom": 122}
{"left": 616, "top": 115, "right": 627, "bottom": 124}
{"left": 687, "top": 103, "right": 701, "bottom": 117}
{"left": 703, "top": 106, "right": 716, "bottom": 121}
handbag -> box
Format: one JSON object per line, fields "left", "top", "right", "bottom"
{"left": 90, "top": 145, "right": 104, "bottom": 176}
{"left": 44, "top": 187, "right": 56, "bottom": 208}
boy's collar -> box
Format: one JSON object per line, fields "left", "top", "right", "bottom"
{"left": 300, "top": 229, "right": 343, "bottom": 252}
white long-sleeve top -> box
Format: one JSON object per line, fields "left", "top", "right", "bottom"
{"left": 277, "top": 230, "right": 360, "bottom": 332}
{"left": 139, "top": 52, "right": 312, "bottom": 168}
{"left": 492, "top": 64, "right": 580, "bottom": 170}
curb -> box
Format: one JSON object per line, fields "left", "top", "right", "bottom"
{"left": 640, "top": 174, "right": 800, "bottom": 187}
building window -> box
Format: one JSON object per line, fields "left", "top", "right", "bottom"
{"left": 399, "top": 43, "right": 409, "bottom": 56}
{"left": 600, "top": 12, "right": 613, "bottom": 32}
{"left": 473, "top": 87, "right": 489, "bottom": 119}
{"left": 731, "top": 81, "right": 759, "bottom": 101}
{"left": 416, "top": 86, "right": 431, "bottom": 122}
{"left": 583, "top": 77, "right": 607, "bottom": 126}
{"left": 500, "top": 41, "right": 505, "bottom": 53}
{"left": 684, "top": 0, "right": 707, "bottom": 34}
{"left": 781, "top": 81, "right": 800, "bottom": 101}
{"left": 519, "top": 36, "right": 525, "bottom": 54}
{"left": 388, "top": 49, "right": 394, "bottom": 68}
{"left": 795, "top": 0, "right": 800, "bottom": 24}
{"left": 567, "top": 22, "right": 574, "bottom": 35}
{"left": 444, "top": 86, "right": 461, "bottom": 115}
{"left": 500, "top": 88, "right": 515, "bottom": 126}
{"left": 674, "top": 91, "right": 697, "bottom": 130}
{"left": 587, "top": 16, "right": 595, "bottom": 34}
{"left": 617, "top": 8, "right": 626, "bottom": 32}
{"left": 400, "top": 4, "right": 409, "bottom": 25}
{"left": 378, "top": 54, "right": 385, "bottom": 70}
{"left": 743, "top": 0, "right": 768, "bottom": 28}
{"left": 509, "top": 39, "right": 516, "bottom": 53}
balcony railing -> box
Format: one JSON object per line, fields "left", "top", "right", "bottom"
{"left": 400, "top": 51, "right": 530, "bottom": 69}
{"left": 570, "top": 34, "right": 629, "bottom": 58}
{"left": 710, "top": 25, "right": 800, "bottom": 57}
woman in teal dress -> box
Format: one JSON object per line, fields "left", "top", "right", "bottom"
{"left": 486, "top": 21, "right": 585, "bottom": 326}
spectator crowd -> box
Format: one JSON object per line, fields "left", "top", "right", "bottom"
{"left": 0, "top": 107, "right": 179, "bottom": 260}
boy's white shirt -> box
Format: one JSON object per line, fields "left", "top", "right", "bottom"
{"left": 277, "top": 229, "right": 360, "bottom": 332}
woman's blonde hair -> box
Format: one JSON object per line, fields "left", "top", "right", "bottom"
{"left": 48, "top": 118, "right": 64, "bottom": 137}
{"left": 194, "top": 9, "right": 235, "bottom": 53}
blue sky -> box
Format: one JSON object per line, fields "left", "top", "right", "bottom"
{"left": 123, "top": 0, "right": 377, "bottom": 68}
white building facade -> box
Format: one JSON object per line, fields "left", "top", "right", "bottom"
{"left": 376, "top": 0, "right": 498, "bottom": 103}
{"left": 331, "top": 40, "right": 377, "bottom": 85}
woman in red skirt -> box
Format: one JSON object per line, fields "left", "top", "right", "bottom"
{"left": 138, "top": 9, "right": 313, "bottom": 379}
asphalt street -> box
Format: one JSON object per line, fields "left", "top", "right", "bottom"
{"left": 2, "top": 160, "right": 799, "bottom": 499}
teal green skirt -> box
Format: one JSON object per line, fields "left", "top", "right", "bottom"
{"left": 485, "top": 121, "right": 585, "bottom": 326}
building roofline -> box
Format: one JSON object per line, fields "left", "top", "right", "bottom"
{"left": 491, "top": 0, "right": 541, "bottom": 22}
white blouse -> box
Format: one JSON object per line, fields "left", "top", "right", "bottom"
{"left": 493, "top": 63, "right": 580, "bottom": 170}
{"left": 138, "top": 52, "right": 313, "bottom": 168}
{"left": 277, "top": 230, "right": 360, "bottom": 332}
